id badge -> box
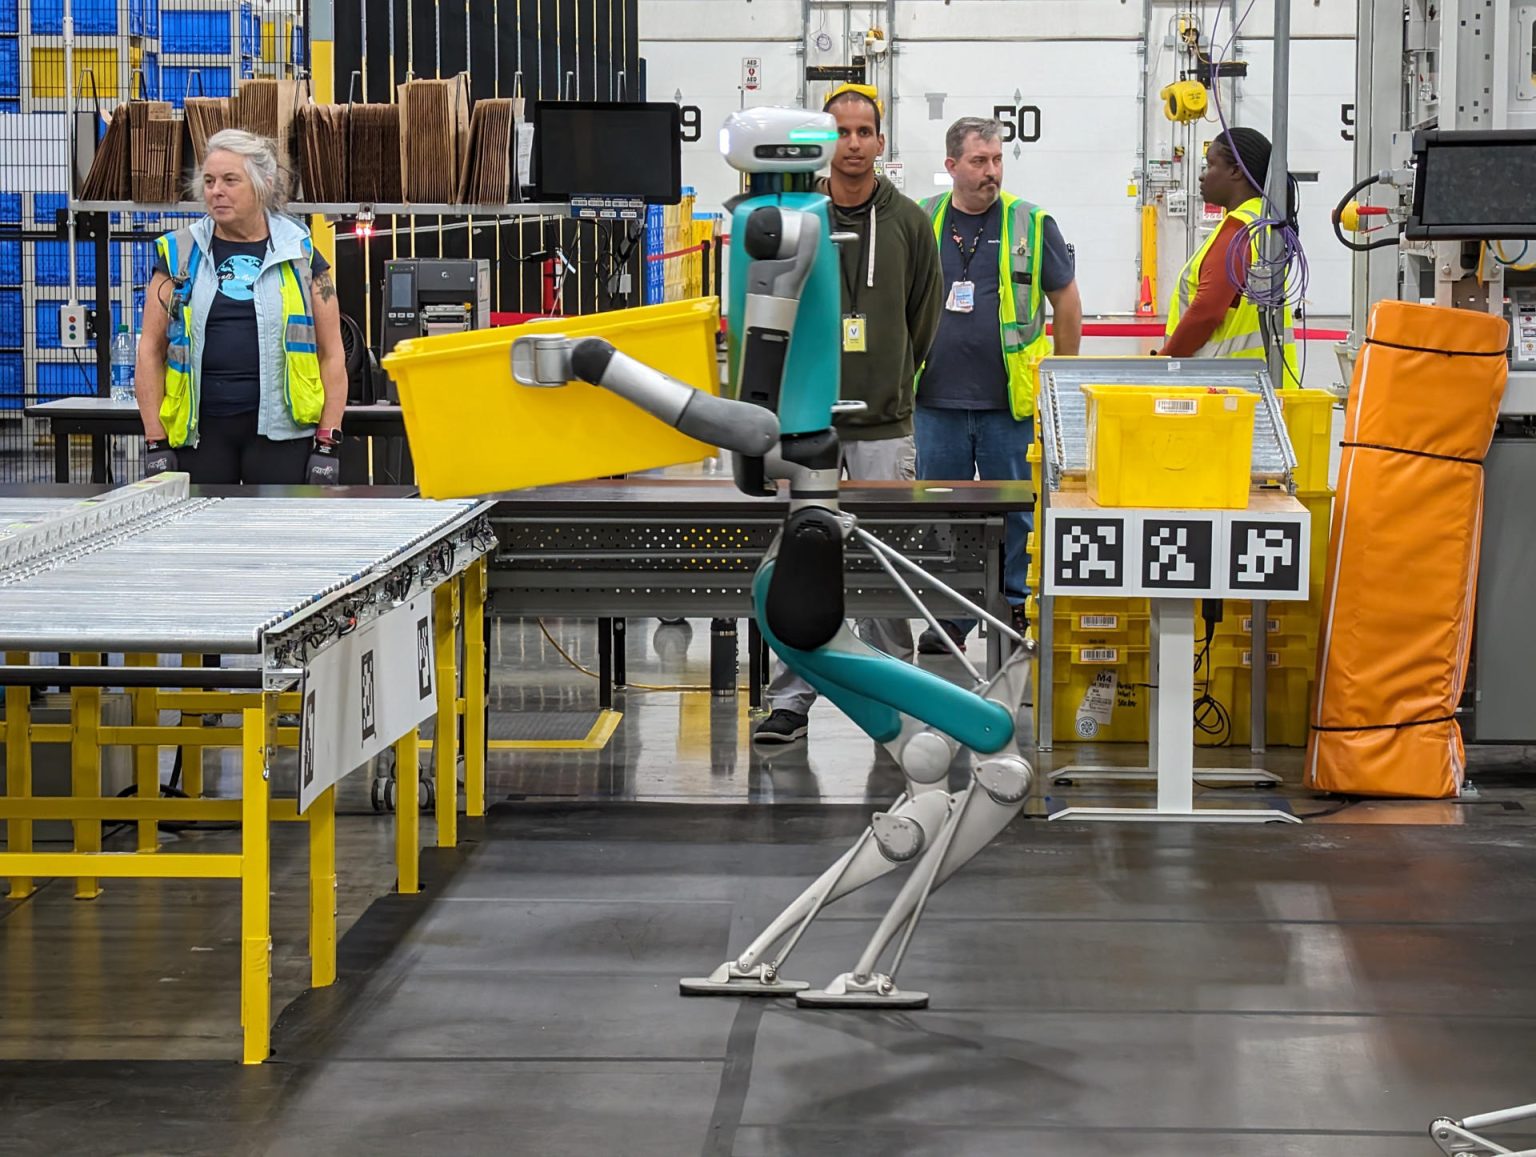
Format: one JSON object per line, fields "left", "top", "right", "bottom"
{"left": 842, "top": 313, "right": 868, "bottom": 353}
{"left": 946, "top": 280, "right": 976, "bottom": 313}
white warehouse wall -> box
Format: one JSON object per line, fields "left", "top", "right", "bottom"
{"left": 641, "top": 0, "right": 1360, "bottom": 358}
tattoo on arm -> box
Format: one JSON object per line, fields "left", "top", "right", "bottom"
{"left": 314, "top": 272, "right": 336, "bottom": 304}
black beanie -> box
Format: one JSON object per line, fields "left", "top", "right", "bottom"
{"left": 1215, "top": 127, "right": 1272, "bottom": 191}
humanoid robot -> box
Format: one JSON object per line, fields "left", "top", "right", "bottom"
{"left": 510, "top": 106, "right": 1035, "bottom": 1008}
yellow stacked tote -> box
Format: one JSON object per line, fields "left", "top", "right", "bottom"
{"left": 1039, "top": 386, "right": 1337, "bottom": 747}
{"left": 1083, "top": 384, "right": 1258, "bottom": 509}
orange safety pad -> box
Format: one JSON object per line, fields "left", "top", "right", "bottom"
{"left": 1306, "top": 301, "right": 1508, "bottom": 798}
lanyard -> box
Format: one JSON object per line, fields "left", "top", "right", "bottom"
{"left": 840, "top": 206, "right": 877, "bottom": 311}
{"left": 949, "top": 215, "right": 989, "bottom": 282}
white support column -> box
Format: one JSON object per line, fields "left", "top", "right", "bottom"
{"left": 1154, "top": 600, "right": 1195, "bottom": 813}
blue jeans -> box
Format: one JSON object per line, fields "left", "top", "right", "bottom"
{"left": 914, "top": 406, "right": 1033, "bottom": 635}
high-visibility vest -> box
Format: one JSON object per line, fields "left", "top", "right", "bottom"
{"left": 156, "top": 227, "right": 323, "bottom": 448}
{"left": 918, "top": 190, "right": 1052, "bottom": 420}
{"left": 1165, "top": 196, "right": 1300, "bottom": 384}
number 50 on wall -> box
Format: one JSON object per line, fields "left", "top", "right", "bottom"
{"left": 991, "top": 104, "right": 1043, "bottom": 144}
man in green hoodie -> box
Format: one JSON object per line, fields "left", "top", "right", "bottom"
{"left": 755, "top": 84, "right": 945, "bottom": 745}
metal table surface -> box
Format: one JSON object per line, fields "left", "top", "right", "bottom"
{"left": 24, "top": 399, "right": 412, "bottom": 485}
{"left": 0, "top": 492, "right": 491, "bottom": 654}
{"left": 487, "top": 478, "right": 1028, "bottom": 614}
{"left": 487, "top": 478, "right": 1030, "bottom": 702}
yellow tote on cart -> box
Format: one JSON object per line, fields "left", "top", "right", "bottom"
{"left": 1305, "top": 300, "right": 1508, "bottom": 799}
{"left": 383, "top": 298, "right": 722, "bottom": 499}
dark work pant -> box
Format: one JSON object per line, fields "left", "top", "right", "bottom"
{"left": 175, "top": 411, "right": 311, "bottom": 485}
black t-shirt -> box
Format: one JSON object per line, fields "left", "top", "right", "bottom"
{"left": 918, "top": 203, "right": 1074, "bottom": 411}
{"left": 153, "top": 235, "right": 328, "bottom": 417}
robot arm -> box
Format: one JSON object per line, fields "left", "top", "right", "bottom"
{"left": 511, "top": 334, "right": 779, "bottom": 458}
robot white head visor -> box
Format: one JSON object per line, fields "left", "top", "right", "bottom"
{"left": 720, "top": 107, "right": 839, "bottom": 175}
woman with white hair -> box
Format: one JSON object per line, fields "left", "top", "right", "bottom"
{"left": 135, "top": 128, "right": 348, "bottom": 483}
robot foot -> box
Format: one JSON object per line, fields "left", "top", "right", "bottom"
{"left": 680, "top": 961, "right": 809, "bottom": 997}
{"left": 795, "top": 971, "right": 929, "bottom": 1010}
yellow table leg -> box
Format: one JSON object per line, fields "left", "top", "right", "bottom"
{"left": 240, "top": 698, "right": 274, "bottom": 1064}
{"left": 71, "top": 654, "right": 103, "bottom": 900}
{"left": 394, "top": 729, "right": 420, "bottom": 894}
{"left": 433, "top": 582, "right": 460, "bottom": 849}
{"left": 5, "top": 651, "right": 35, "bottom": 899}
{"left": 463, "top": 560, "right": 488, "bottom": 819}
{"left": 308, "top": 784, "right": 337, "bottom": 987}
{"left": 180, "top": 654, "right": 205, "bottom": 799}
{"left": 127, "top": 653, "right": 159, "bottom": 852}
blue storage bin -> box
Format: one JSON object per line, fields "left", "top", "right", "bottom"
{"left": 161, "top": 8, "right": 232, "bottom": 55}
{"left": 132, "top": 287, "right": 145, "bottom": 332}
{"left": 0, "top": 287, "right": 20, "bottom": 346}
{"left": 31, "top": 0, "right": 117, "bottom": 35}
{"left": 0, "top": 2, "right": 15, "bottom": 35}
{"left": 135, "top": 51, "right": 160, "bottom": 100}
{"left": 37, "top": 360, "right": 97, "bottom": 400}
{"left": 0, "top": 351, "right": 21, "bottom": 407}
{"left": 129, "top": 0, "right": 160, "bottom": 37}
{"left": 0, "top": 193, "right": 20, "bottom": 224}
{"left": 34, "top": 240, "right": 122, "bottom": 287}
{"left": 35, "top": 298, "right": 120, "bottom": 350}
{"left": 0, "top": 37, "right": 19, "bottom": 99}
{"left": 32, "top": 191, "right": 65, "bottom": 228}
{"left": 0, "top": 239, "right": 19, "bottom": 284}
{"left": 161, "top": 64, "right": 233, "bottom": 110}
{"left": 241, "top": 4, "right": 259, "bottom": 57}
{"left": 132, "top": 241, "right": 156, "bottom": 285}
{"left": 0, "top": 99, "right": 17, "bottom": 114}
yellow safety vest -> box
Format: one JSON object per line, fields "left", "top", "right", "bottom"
{"left": 919, "top": 191, "right": 1052, "bottom": 420}
{"left": 1165, "top": 196, "right": 1300, "bottom": 385}
{"left": 156, "top": 228, "right": 324, "bottom": 448}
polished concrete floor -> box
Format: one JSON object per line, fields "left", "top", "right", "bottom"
{"left": 3, "top": 617, "right": 1536, "bottom": 1156}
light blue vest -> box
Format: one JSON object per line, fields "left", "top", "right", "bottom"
{"left": 175, "top": 211, "right": 317, "bottom": 444}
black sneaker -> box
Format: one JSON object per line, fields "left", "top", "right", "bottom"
{"left": 753, "top": 709, "right": 809, "bottom": 744}
{"left": 918, "top": 621, "right": 969, "bottom": 655}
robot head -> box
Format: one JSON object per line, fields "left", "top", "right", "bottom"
{"left": 719, "top": 107, "right": 839, "bottom": 175}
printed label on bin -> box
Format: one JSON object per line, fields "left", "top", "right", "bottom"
{"left": 1075, "top": 670, "right": 1118, "bottom": 738}
{"left": 1241, "top": 651, "right": 1281, "bottom": 668}
{"left": 1079, "top": 614, "right": 1119, "bottom": 630}
{"left": 1239, "top": 617, "right": 1282, "bottom": 634}
{"left": 1154, "top": 398, "right": 1199, "bottom": 415}
{"left": 1080, "top": 647, "right": 1119, "bottom": 664}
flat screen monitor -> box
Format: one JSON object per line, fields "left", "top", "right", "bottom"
{"left": 1407, "top": 129, "right": 1536, "bottom": 240}
{"left": 533, "top": 101, "right": 682, "bottom": 204}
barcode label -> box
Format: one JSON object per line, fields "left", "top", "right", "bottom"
{"left": 1239, "top": 617, "right": 1282, "bottom": 634}
{"left": 1240, "top": 651, "right": 1281, "bottom": 667}
{"left": 1080, "top": 648, "right": 1120, "bottom": 664}
{"left": 1154, "top": 398, "right": 1199, "bottom": 415}
{"left": 1080, "top": 614, "right": 1120, "bottom": 630}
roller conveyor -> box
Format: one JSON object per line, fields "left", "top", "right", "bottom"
{"left": 1036, "top": 356, "right": 1299, "bottom": 491}
{"left": 0, "top": 480, "right": 495, "bottom": 657}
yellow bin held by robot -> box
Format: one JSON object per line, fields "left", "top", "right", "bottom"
{"left": 383, "top": 298, "right": 722, "bottom": 499}
{"left": 1083, "top": 384, "right": 1258, "bottom": 509}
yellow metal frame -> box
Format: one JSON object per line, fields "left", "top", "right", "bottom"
{"left": 0, "top": 560, "right": 491, "bottom": 1063}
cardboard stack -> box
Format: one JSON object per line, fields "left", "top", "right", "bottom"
{"left": 349, "top": 103, "right": 402, "bottom": 203}
{"left": 129, "top": 100, "right": 181, "bottom": 203}
{"left": 399, "top": 74, "right": 471, "bottom": 204}
{"left": 297, "top": 103, "right": 349, "bottom": 203}
{"left": 457, "top": 97, "right": 515, "bottom": 204}
{"left": 79, "top": 104, "right": 130, "bottom": 200}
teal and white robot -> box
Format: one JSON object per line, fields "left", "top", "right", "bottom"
{"left": 511, "top": 106, "right": 1034, "bottom": 1009}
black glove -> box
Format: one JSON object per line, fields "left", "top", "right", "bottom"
{"left": 305, "top": 438, "right": 341, "bottom": 486}
{"left": 144, "top": 440, "right": 178, "bottom": 475}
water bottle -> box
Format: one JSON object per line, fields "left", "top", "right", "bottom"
{"left": 110, "top": 325, "right": 135, "bottom": 403}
